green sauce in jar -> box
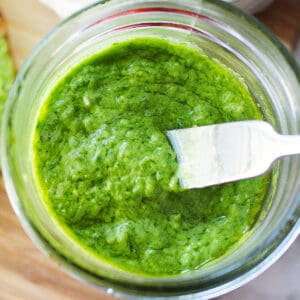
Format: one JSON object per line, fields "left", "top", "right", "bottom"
{"left": 33, "top": 37, "right": 269, "bottom": 276}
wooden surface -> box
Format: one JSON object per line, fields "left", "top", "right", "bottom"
{"left": 256, "top": 0, "right": 300, "bottom": 50}
{"left": 0, "top": 0, "right": 299, "bottom": 299}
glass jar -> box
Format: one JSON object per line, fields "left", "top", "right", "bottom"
{"left": 2, "top": 0, "right": 300, "bottom": 298}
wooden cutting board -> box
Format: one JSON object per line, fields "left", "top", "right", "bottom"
{"left": 0, "top": 0, "right": 299, "bottom": 299}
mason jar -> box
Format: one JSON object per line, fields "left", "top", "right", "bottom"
{"left": 2, "top": 0, "right": 300, "bottom": 298}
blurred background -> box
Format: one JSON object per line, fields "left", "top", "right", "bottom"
{"left": 0, "top": 0, "right": 299, "bottom": 299}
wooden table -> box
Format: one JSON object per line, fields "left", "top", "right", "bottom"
{"left": 0, "top": 0, "right": 299, "bottom": 299}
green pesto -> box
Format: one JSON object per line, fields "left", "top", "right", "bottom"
{"left": 34, "top": 37, "right": 269, "bottom": 276}
{"left": 0, "top": 34, "right": 14, "bottom": 126}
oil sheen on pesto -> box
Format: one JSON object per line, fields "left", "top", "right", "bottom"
{"left": 34, "top": 37, "right": 269, "bottom": 276}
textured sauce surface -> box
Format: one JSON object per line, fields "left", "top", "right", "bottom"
{"left": 34, "top": 37, "right": 269, "bottom": 276}
{"left": 0, "top": 34, "right": 14, "bottom": 124}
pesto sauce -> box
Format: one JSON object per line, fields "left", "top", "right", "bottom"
{"left": 0, "top": 34, "right": 14, "bottom": 126}
{"left": 34, "top": 37, "right": 269, "bottom": 276}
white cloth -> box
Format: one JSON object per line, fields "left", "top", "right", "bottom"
{"left": 40, "top": 0, "right": 97, "bottom": 18}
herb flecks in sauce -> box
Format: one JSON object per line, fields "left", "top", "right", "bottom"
{"left": 34, "top": 37, "right": 269, "bottom": 276}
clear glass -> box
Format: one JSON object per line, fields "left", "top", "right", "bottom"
{"left": 2, "top": 0, "right": 300, "bottom": 298}
{"left": 224, "top": 0, "right": 273, "bottom": 13}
